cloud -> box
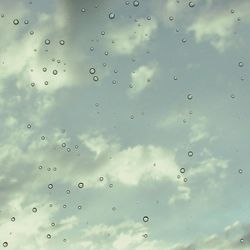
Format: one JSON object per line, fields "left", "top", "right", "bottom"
{"left": 128, "top": 63, "right": 157, "bottom": 96}
{"left": 108, "top": 18, "right": 157, "bottom": 55}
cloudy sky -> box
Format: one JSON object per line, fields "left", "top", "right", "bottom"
{"left": 0, "top": 0, "right": 250, "bottom": 249}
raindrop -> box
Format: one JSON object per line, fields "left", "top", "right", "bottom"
{"left": 30, "top": 31, "right": 34, "bottom": 35}
{"left": 240, "top": 238, "right": 244, "bottom": 243}
{"left": 53, "top": 167, "right": 57, "bottom": 171}
{"left": 75, "top": 145, "right": 79, "bottom": 149}
{"left": 99, "top": 177, "right": 104, "bottom": 181}
{"left": 41, "top": 136, "right": 45, "bottom": 140}
{"left": 27, "top": 124, "right": 31, "bottom": 129}
{"left": 109, "top": 183, "right": 113, "bottom": 188}
{"left": 1, "top": 14, "right": 4, "bottom": 18}
{"left": 182, "top": 38, "right": 187, "bottom": 43}
{"left": 187, "top": 94, "right": 193, "bottom": 100}
{"left": 89, "top": 68, "right": 96, "bottom": 74}
{"left": 143, "top": 233, "right": 148, "bottom": 238}
{"left": 147, "top": 16, "right": 151, "bottom": 20}
{"left": 101, "top": 31, "right": 105, "bottom": 35}
{"left": 78, "top": 182, "right": 84, "bottom": 188}
{"left": 188, "top": 1, "right": 195, "bottom": 7}
{"left": 67, "top": 148, "right": 71, "bottom": 152}
{"left": 31, "top": 82, "right": 35, "bottom": 87}
{"left": 13, "top": 19, "right": 19, "bottom": 25}
{"left": 47, "top": 167, "right": 51, "bottom": 171}
{"left": 47, "top": 234, "right": 51, "bottom": 239}
{"left": 11, "top": 217, "right": 15, "bottom": 222}
{"left": 51, "top": 222, "right": 55, "bottom": 227}
{"left": 238, "top": 62, "right": 244, "bottom": 67}
{"left": 184, "top": 177, "right": 188, "bottom": 182}
{"left": 130, "top": 115, "right": 134, "bottom": 119}
{"left": 239, "top": 169, "right": 243, "bottom": 174}
{"left": 173, "top": 76, "right": 178, "bottom": 80}
{"left": 59, "top": 40, "right": 65, "bottom": 45}
{"left": 93, "top": 76, "right": 99, "bottom": 81}
{"left": 143, "top": 216, "right": 149, "bottom": 222}
{"left": 125, "top": 1, "right": 130, "bottom": 5}
{"left": 112, "top": 80, "right": 117, "bottom": 84}
{"left": 45, "top": 39, "right": 50, "bottom": 45}
{"left": 230, "top": 94, "right": 235, "bottom": 99}
{"left": 81, "top": 8, "right": 86, "bottom": 13}
{"left": 180, "top": 168, "right": 185, "bottom": 173}
{"left": 38, "top": 165, "right": 43, "bottom": 170}
{"left": 44, "top": 81, "right": 48, "bottom": 85}
{"left": 62, "top": 142, "right": 66, "bottom": 147}
{"left": 104, "top": 51, "right": 109, "bottom": 56}
{"left": 52, "top": 69, "right": 58, "bottom": 75}
{"left": 63, "top": 204, "right": 67, "bottom": 208}
{"left": 3, "top": 242, "right": 8, "bottom": 247}
{"left": 24, "top": 19, "right": 29, "bottom": 24}
{"left": 231, "top": 9, "right": 235, "bottom": 14}
{"left": 42, "top": 67, "right": 47, "bottom": 72}
{"left": 169, "top": 16, "right": 174, "bottom": 21}
{"left": 48, "top": 184, "right": 53, "bottom": 189}
{"left": 90, "top": 47, "right": 94, "bottom": 51}
{"left": 77, "top": 205, "right": 82, "bottom": 210}
{"left": 188, "top": 151, "right": 193, "bottom": 157}
{"left": 133, "top": 0, "right": 139, "bottom": 7}
{"left": 32, "top": 207, "right": 37, "bottom": 213}
{"left": 109, "top": 12, "right": 115, "bottom": 19}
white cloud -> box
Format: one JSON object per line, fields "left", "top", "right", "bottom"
{"left": 108, "top": 18, "right": 157, "bottom": 55}
{"left": 128, "top": 63, "right": 157, "bottom": 96}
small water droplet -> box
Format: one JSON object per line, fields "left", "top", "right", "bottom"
{"left": 187, "top": 94, "right": 193, "bottom": 100}
{"left": 238, "top": 62, "right": 244, "bottom": 67}
{"left": 188, "top": 151, "right": 193, "bottom": 157}
{"left": 48, "top": 184, "right": 53, "bottom": 189}
{"left": 89, "top": 68, "right": 96, "bottom": 74}
{"left": 240, "top": 238, "right": 244, "bottom": 243}
{"left": 47, "top": 234, "right": 51, "bottom": 239}
{"left": 59, "top": 40, "right": 65, "bottom": 45}
{"left": 99, "top": 177, "right": 104, "bottom": 181}
{"left": 239, "top": 169, "right": 243, "bottom": 174}
{"left": 182, "top": 38, "right": 187, "bottom": 43}
{"left": 24, "top": 19, "right": 29, "bottom": 24}
{"left": 180, "top": 168, "right": 185, "bottom": 173}
{"left": 188, "top": 1, "right": 195, "bottom": 7}
{"left": 133, "top": 0, "right": 140, "bottom": 7}
{"left": 78, "top": 182, "right": 84, "bottom": 188}
{"left": 42, "top": 67, "right": 47, "bottom": 72}
{"left": 169, "top": 16, "right": 174, "bottom": 21}
{"left": 11, "top": 217, "right": 15, "bottom": 222}
{"left": 3, "top": 242, "right": 8, "bottom": 247}
{"left": 53, "top": 69, "right": 58, "bottom": 75}
{"left": 27, "top": 124, "right": 31, "bottom": 129}
{"left": 45, "top": 39, "right": 50, "bottom": 45}
{"left": 32, "top": 207, "right": 37, "bottom": 213}
{"left": 109, "top": 12, "right": 115, "bottom": 19}
{"left": 13, "top": 19, "right": 19, "bottom": 25}
{"left": 81, "top": 8, "right": 86, "bottom": 13}
{"left": 143, "top": 216, "right": 149, "bottom": 222}
{"left": 93, "top": 76, "right": 99, "bottom": 81}
{"left": 41, "top": 136, "right": 45, "bottom": 140}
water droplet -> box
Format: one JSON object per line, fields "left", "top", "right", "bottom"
{"left": 173, "top": 76, "right": 178, "bottom": 80}
{"left": 75, "top": 145, "right": 79, "bottom": 149}
{"left": 238, "top": 62, "right": 244, "bottom": 67}
{"left": 90, "top": 47, "right": 94, "bottom": 51}
{"left": 48, "top": 184, "right": 53, "bottom": 189}
{"left": 41, "top": 136, "right": 45, "bottom": 140}
{"left": 42, "top": 67, "right": 47, "bottom": 72}
{"left": 51, "top": 222, "right": 55, "bottom": 227}
{"left": 11, "top": 217, "right": 15, "bottom": 222}
{"left": 32, "top": 207, "right": 37, "bottom": 213}
{"left": 47, "top": 234, "right": 51, "bottom": 239}
{"left": 240, "top": 238, "right": 244, "bottom": 243}
{"left": 59, "top": 40, "right": 65, "bottom": 45}
{"left": 31, "top": 82, "right": 35, "bottom": 87}
{"left": 77, "top": 205, "right": 82, "bottom": 210}
{"left": 44, "top": 81, "right": 48, "bottom": 85}
{"left": 188, "top": 1, "right": 195, "bottom": 7}
{"left": 13, "top": 19, "right": 19, "bottom": 25}
{"left": 188, "top": 151, "right": 193, "bottom": 157}
{"left": 47, "top": 167, "right": 51, "bottom": 171}
{"left": 109, "top": 183, "right": 113, "bottom": 188}
{"left": 53, "top": 69, "right": 58, "bottom": 75}
{"left": 99, "top": 177, "right": 104, "bottom": 181}
{"left": 63, "top": 238, "right": 67, "bottom": 242}
{"left": 38, "top": 165, "right": 43, "bottom": 170}
{"left": 109, "top": 12, "right": 115, "bottom": 19}
{"left": 231, "top": 9, "right": 235, "bottom": 14}
{"left": 93, "top": 76, "right": 99, "bottom": 81}
{"left": 3, "top": 242, "right": 8, "bottom": 247}
{"left": 24, "top": 19, "right": 29, "bottom": 24}
{"left": 78, "top": 182, "right": 84, "bottom": 188}
{"left": 133, "top": 0, "right": 140, "bottom": 7}
{"left": 180, "top": 168, "right": 185, "bottom": 173}
{"left": 143, "top": 233, "right": 148, "bottom": 238}
{"left": 125, "top": 1, "right": 130, "bottom": 5}
{"left": 67, "top": 148, "right": 71, "bottom": 152}
{"left": 239, "top": 169, "right": 243, "bottom": 174}
{"left": 112, "top": 80, "right": 117, "bottom": 84}
{"left": 130, "top": 115, "right": 134, "bottom": 119}
{"left": 187, "top": 94, "right": 193, "bottom": 100}
{"left": 1, "top": 14, "right": 4, "bottom": 18}
{"left": 143, "top": 216, "right": 149, "bottom": 222}
{"left": 27, "top": 124, "right": 31, "bottom": 129}
{"left": 230, "top": 94, "right": 235, "bottom": 99}
{"left": 147, "top": 16, "right": 151, "bottom": 20}
{"left": 101, "top": 31, "right": 105, "bottom": 35}
{"left": 182, "top": 38, "right": 187, "bottom": 43}
{"left": 169, "top": 16, "right": 174, "bottom": 21}
{"left": 63, "top": 204, "right": 67, "bottom": 208}
{"left": 45, "top": 39, "right": 50, "bottom": 45}
{"left": 104, "top": 51, "right": 109, "bottom": 56}
{"left": 81, "top": 8, "right": 86, "bottom": 13}
{"left": 30, "top": 31, "right": 34, "bottom": 35}
{"left": 89, "top": 68, "right": 96, "bottom": 74}
{"left": 184, "top": 177, "right": 188, "bottom": 182}
{"left": 62, "top": 142, "right": 66, "bottom": 147}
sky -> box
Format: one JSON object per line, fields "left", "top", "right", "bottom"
{"left": 0, "top": 0, "right": 250, "bottom": 249}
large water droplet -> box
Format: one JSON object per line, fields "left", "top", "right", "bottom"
{"left": 133, "top": 1, "right": 140, "bottom": 7}
{"left": 13, "top": 19, "right": 19, "bottom": 25}
{"left": 143, "top": 216, "right": 149, "bottom": 222}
